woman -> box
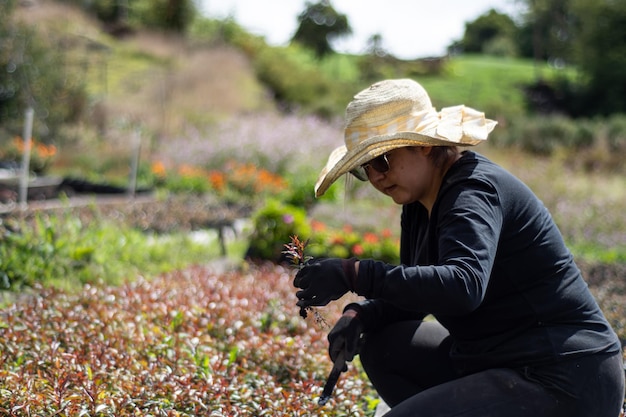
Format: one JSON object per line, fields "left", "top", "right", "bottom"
{"left": 293, "top": 79, "right": 624, "bottom": 416}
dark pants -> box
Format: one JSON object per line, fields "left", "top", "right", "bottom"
{"left": 359, "top": 320, "right": 625, "bottom": 417}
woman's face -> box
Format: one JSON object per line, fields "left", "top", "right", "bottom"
{"left": 366, "top": 146, "right": 438, "bottom": 206}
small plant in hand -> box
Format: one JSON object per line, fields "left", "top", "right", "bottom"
{"left": 283, "top": 235, "right": 330, "bottom": 329}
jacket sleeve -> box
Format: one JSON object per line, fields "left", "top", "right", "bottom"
{"left": 355, "top": 178, "right": 503, "bottom": 316}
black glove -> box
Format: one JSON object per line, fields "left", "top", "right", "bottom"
{"left": 327, "top": 309, "right": 364, "bottom": 371}
{"left": 293, "top": 258, "right": 357, "bottom": 308}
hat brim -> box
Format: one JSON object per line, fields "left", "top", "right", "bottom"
{"left": 314, "top": 131, "right": 464, "bottom": 197}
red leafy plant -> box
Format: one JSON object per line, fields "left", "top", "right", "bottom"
{"left": 0, "top": 263, "right": 378, "bottom": 416}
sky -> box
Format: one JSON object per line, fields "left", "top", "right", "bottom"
{"left": 200, "top": 0, "right": 525, "bottom": 59}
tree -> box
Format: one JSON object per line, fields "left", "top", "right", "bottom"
{"left": 365, "top": 33, "right": 388, "bottom": 57}
{"left": 56, "top": 0, "right": 197, "bottom": 34}
{"left": 569, "top": 0, "right": 626, "bottom": 115}
{"left": 0, "top": 1, "right": 87, "bottom": 139}
{"left": 0, "top": 0, "right": 18, "bottom": 124}
{"left": 131, "top": 0, "right": 196, "bottom": 33}
{"left": 518, "top": 0, "right": 574, "bottom": 64}
{"left": 461, "top": 9, "right": 518, "bottom": 56}
{"left": 291, "top": 0, "right": 352, "bottom": 58}
{"left": 519, "top": 0, "right": 626, "bottom": 115}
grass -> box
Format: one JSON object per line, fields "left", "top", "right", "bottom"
{"left": 283, "top": 50, "right": 575, "bottom": 120}
{"left": 418, "top": 55, "right": 576, "bottom": 119}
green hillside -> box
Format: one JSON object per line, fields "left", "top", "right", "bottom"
{"left": 8, "top": 0, "right": 575, "bottom": 135}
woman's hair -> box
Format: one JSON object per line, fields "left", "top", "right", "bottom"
{"left": 428, "top": 146, "right": 460, "bottom": 168}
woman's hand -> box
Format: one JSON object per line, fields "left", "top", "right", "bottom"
{"left": 293, "top": 258, "right": 357, "bottom": 308}
{"left": 328, "top": 309, "right": 364, "bottom": 370}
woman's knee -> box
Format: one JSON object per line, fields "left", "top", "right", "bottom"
{"left": 359, "top": 320, "right": 451, "bottom": 377}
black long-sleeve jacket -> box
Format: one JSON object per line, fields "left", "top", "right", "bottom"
{"left": 351, "top": 151, "right": 621, "bottom": 372}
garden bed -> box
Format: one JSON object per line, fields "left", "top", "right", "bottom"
{"left": 1, "top": 192, "right": 252, "bottom": 231}
{"left": 0, "top": 193, "right": 624, "bottom": 415}
{"left": 2, "top": 193, "right": 624, "bottom": 344}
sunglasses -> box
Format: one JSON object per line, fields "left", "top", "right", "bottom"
{"left": 350, "top": 153, "right": 390, "bottom": 181}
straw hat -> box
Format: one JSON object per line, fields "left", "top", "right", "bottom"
{"left": 314, "top": 79, "right": 497, "bottom": 197}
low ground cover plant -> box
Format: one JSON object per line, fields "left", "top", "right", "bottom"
{"left": 0, "top": 210, "right": 219, "bottom": 291}
{"left": 0, "top": 263, "right": 378, "bottom": 416}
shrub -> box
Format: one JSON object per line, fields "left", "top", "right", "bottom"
{"left": 483, "top": 36, "right": 518, "bottom": 57}
{"left": 307, "top": 221, "right": 400, "bottom": 264}
{"left": 0, "top": 215, "right": 77, "bottom": 289}
{"left": 246, "top": 199, "right": 311, "bottom": 262}
{"left": 488, "top": 115, "right": 626, "bottom": 175}
{"left": 246, "top": 207, "right": 400, "bottom": 264}
{"left": 606, "top": 115, "right": 626, "bottom": 153}
{"left": 281, "top": 166, "right": 340, "bottom": 210}
{"left": 0, "top": 19, "right": 88, "bottom": 139}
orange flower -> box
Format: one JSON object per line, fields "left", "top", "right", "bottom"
{"left": 208, "top": 170, "right": 226, "bottom": 191}
{"left": 12, "top": 137, "right": 56, "bottom": 157}
{"left": 12, "top": 136, "right": 26, "bottom": 152}
{"left": 352, "top": 244, "right": 364, "bottom": 256}
{"left": 151, "top": 161, "right": 167, "bottom": 177}
{"left": 311, "top": 220, "right": 327, "bottom": 232}
{"left": 178, "top": 164, "right": 205, "bottom": 178}
{"left": 36, "top": 142, "right": 56, "bottom": 158}
{"left": 381, "top": 228, "right": 393, "bottom": 239}
{"left": 363, "top": 232, "right": 379, "bottom": 244}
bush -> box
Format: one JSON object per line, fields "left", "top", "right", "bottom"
{"left": 282, "top": 166, "right": 339, "bottom": 210}
{"left": 606, "top": 114, "right": 626, "bottom": 153}
{"left": 246, "top": 203, "right": 400, "bottom": 264}
{"left": 483, "top": 36, "right": 518, "bottom": 58}
{"left": 0, "top": 20, "right": 88, "bottom": 139}
{"left": 246, "top": 199, "right": 311, "bottom": 263}
{"left": 491, "top": 115, "right": 626, "bottom": 172}
{"left": 307, "top": 221, "right": 400, "bottom": 264}
{"left": 509, "top": 116, "right": 580, "bottom": 155}
{"left": 150, "top": 160, "right": 289, "bottom": 209}
{"left": 254, "top": 46, "right": 335, "bottom": 112}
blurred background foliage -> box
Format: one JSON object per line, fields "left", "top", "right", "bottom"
{"left": 0, "top": 0, "right": 625, "bottom": 283}
{"left": 2, "top": 0, "right": 626, "bottom": 140}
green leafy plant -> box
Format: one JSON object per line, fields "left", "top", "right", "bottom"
{"left": 282, "top": 167, "right": 340, "bottom": 210}
{"left": 246, "top": 200, "right": 311, "bottom": 262}
{"left": 0, "top": 211, "right": 219, "bottom": 291}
